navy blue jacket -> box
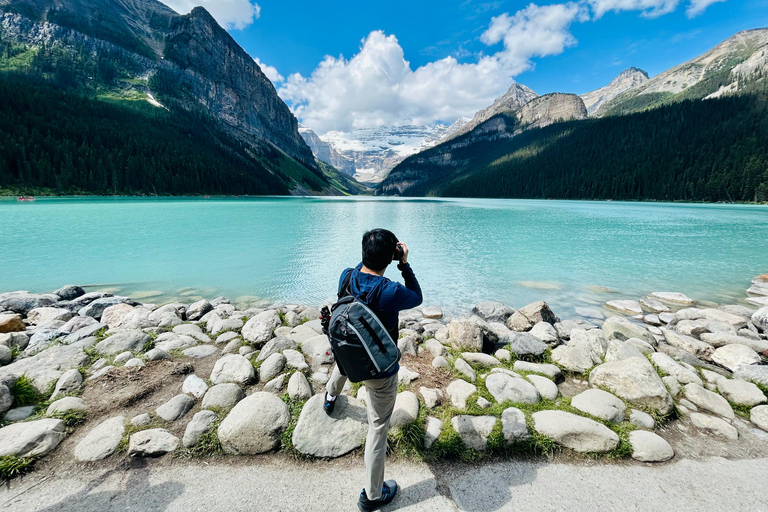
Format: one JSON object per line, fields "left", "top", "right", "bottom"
{"left": 339, "top": 262, "right": 423, "bottom": 377}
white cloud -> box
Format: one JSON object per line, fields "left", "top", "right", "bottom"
{"left": 254, "top": 57, "right": 284, "bottom": 83}
{"left": 685, "top": 0, "right": 726, "bottom": 17}
{"left": 280, "top": 3, "right": 585, "bottom": 134}
{"left": 585, "top": 0, "right": 681, "bottom": 18}
{"left": 163, "top": 0, "right": 261, "bottom": 30}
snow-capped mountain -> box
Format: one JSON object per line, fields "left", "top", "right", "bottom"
{"left": 449, "top": 83, "right": 538, "bottom": 140}
{"left": 316, "top": 124, "right": 460, "bottom": 183}
{"left": 298, "top": 125, "right": 355, "bottom": 175}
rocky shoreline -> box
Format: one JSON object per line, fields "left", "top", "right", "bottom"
{"left": 1, "top": 275, "right": 768, "bottom": 480}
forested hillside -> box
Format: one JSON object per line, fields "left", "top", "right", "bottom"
{"left": 380, "top": 91, "right": 768, "bottom": 203}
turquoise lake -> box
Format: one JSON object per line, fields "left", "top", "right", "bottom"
{"left": 1, "top": 197, "right": 767, "bottom": 317}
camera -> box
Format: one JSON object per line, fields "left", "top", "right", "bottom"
{"left": 393, "top": 244, "right": 403, "bottom": 261}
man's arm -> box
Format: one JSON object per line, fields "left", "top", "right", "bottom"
{"left": 378, "top": 263, "right": 423, "bottom": 311}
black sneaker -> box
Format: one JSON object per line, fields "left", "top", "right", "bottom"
{"left": 357, "top": 480, "right": 398, "bottom": 512}
{"left": 323, "top": 392, "right": 336, "bottom": 416}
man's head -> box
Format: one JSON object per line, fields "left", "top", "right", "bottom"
{"left": 362, "top": 229, "right": 399, "bottom": 272}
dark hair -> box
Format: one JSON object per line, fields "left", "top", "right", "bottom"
{"left": 362, "top": 229, "right": 398, "bottom": 271}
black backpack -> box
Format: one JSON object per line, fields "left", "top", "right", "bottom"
{"left": 320, "top": 270, "right": 401, "bottom": 382}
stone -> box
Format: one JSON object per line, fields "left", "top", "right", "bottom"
{"left": 630, "top": 409, "right": 656, "bottom": 429}
{"left": 391, "top": 391, "right": 420, "bottom": 427}
{"left": 95, "top": 329, "right": 150, "bottom": 356}
{"left": 398, "top": 366, "right": 420, "bottom": 385}
{"left": 24, "top": 328, "right": 66, "bottom": 355}
{"left": 512, "top": 361, "right": 563, "bottom": 381}
{"left": 624, "top": 338, "right": 655, "bottom": 355}
{"left": 602, "top": 317, "right": 656, "bottom": 345}
{"left": 571, "top": 389, "right": 626, "bottom": 423}
{"left": 644, "top": 314, "right": 662, "bottom": 326}
{"left": 210, "top": 317, "right": 246, "bottom": 335}
{"left": 527, "top": 374, "right": 559, "bottom": 400}
{"left": 215, "top": 332, "right": 240, "bottom": 346}
{"left": 112, "top": 351, "right": 132, "bottom": 365}
{"left": 472, "top": 301, "right": 515, "bottom": 323}
{"left": 690, "top": 413, "right": 738, "bottom": 440}
{"left": 27, "top": 307, "right": 73, "bottom": 326}
{"left": 128, "top": 429, "right": 180, "bottom": 457}
{"left": 287, "top": 372, "right": 312, "bottom": 401}
{"left": 0, "top": 344, "right": 89, "bottom": 394}
{"left": 506, "top": 302, "right": 559, "bottom": 332}
{"left": 210, "top": 355, "right": 255, "bottom": 385}
{"left": 588, "top": 357, "right": 674, "bottom": 415}
{"left": 717, "top": 379, "right": 766, "bottom": 407}
{"left": 532, "top": 411, "right": 619, "bottom": 453}
{"left": 301, "top": 335, "right": 335, "bottom": 365}
{"left": 256, "top": 337, "right": 299, "bottom": 362}
{"left": 88, "top": 366, "right": 115, "bottom": 380}
{"left": 4, "top": 406, "right": 36, "bottom": 421}
{"left": 639, "top": 296, "right": 670, "bottom": 314}
{"left": 431, "top": 356, "right": 450, "bottom": 369}
{"left": 551, "top": 343, "right": 594, "bottom": 373}
{"left": 61, "top": 322, "right": 103, "bottom": 344}
{"left": 529, "top": 321, "right": 559, "bottom": 344}
{"left": 449, "top": 319, "right": 483, "bottom": 352}
{"left": 182, "top": 374, "right": 209, "bottom": 399}
{"left": 650, "top": 353, "right": 703, "bottom": 386}
{"left": 446, "top": 379, "right": 477, "bottom": 409}
{"left": 202, "top": 383, "right": 245, "bottom": 410}
{"left": 605, "top": 300, "right": 643, "bottom": 315}
{"left": 54, "top": 285, "right": 85, "bottom": 301}
{"left": 183, "top": 410, "right": 218, "bottom": 448}
{"left": 509, "top": 332, "right": 548, "bottom": 356}
{"left": 100, "top": 303, "right": 134, "bottom": 329}
{"left": 486, "top": 373, "right": 540, "bottom": 404}
{"left": 259, "top": 353, "right": 287, "bottom": 382}
{"left": 218, "top": 392, "right": 289, "bottom": 455}
{"left": 424, "top": 339, "right": 447, "bottom": 358}
{"left": 292, "top": 394, "right": 368, "bottom": 457}
{"left": 283, "top": 349, "right": 309, "bottom": 371}
{"left": 0, "top": 419, "right": 66, "bottom": 457}
{"left": 79, "top": 297, "right": 129, "bottom": 320}
{"left": 0, "top": 344, "right": 12, "bottom": 365}
{"left": 751, "top": 307, "right": 768, "bottom": 331}
{"left": 751, "top": 405, "right": 768, "bottom": 431}
{"left": 662, "top": 330, "right": 714, "bottom": 360}
{"left": 183, "top": 345, "right": 218, "bottom": 359}
{"left": 683, "top": 383, "right": 734, "bottom": 419}
{"left": 605, "top": 339, "right": 646, "bottom": 362}
{"left": 424, "top": 417, "right": 443, "bottom": 449}
{"left": 0, "top": 383, "right": 13, "bottom": 414}
{"left": 129, "top": 413, "right": 151, "bottom": 427}
{"left": 241, "top": 318, "right": 274, "bottom": 345}
{"left": 397, "top": 335, "right": 418, "bottom": 357}
{"left": 118, "top": 308, "right": 156, "bottom": 330}
{"left": 145, "top": 348, "right": 171, "bottom": 361}
{"left": 310, "top": 372, "right": 329, "bottom": 385}
{"left": 187, "top": 300, "right": 213, "bottom": 321}
{"left": 454, "top": 358, "right": 476, "bottom": 382}
{"left": 650, "top": 292, "right": 695, "bottom": 305}
{"left": 699, "top": 309, "right": 748, "bottom": 328}
{"left": 712, "top": 344, "right": 761, "bottom": 371}
{"left": 500, "top": 407, "right": 530, "bottom": 443}
{"left": 74, "top": 416, "right": 125, "bottom": 461}
{"left": 419, "top": 387, "right": 443, "bottom": 409}
{"left": 629, "top": 431, "right": 674, "bottom": 462}
{"left": 0, "top": 293, "right": 59, "bottom": 315}
{"left": 156, "top": 394, "right": 195, "bottom": 421}
{"left": 46, "top": 396, "right": 87, "bottom": 415}
{"left": 733, "top": 365, "right": 768, "bottom": 387}
{"left": 495, "top": 348, "right": 511, "bottom": 361}
{"left": 451, "top": 415, "right": 496, "bottom": 451}
{"left": 422, "top": 306, "right": 443, "bottom": 319}
{"left": 0, "top": 332, "right": 29, "bottom": 350}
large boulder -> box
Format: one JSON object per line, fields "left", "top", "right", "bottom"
{"left": 128, "top": 429, "right": 180, "bottom": 457}
{"left": 0, "top": 292, "right": 59, "bottom": 315}
{"left": 218, "top": 392, "right": 289, "bottom": 455}
{"left": 570, "top": 389, "right": 625, "bottom": 423}
{"left": 445, "top": 380, "right": 477, "bottom": 409}
{"left": 683, "top": 383, "right": 734, "bottom": 419}
{"left": 74, "top": 416, "right": 125, "bottom": 461}
{"left": 485, "top": 373, "right": 540, "bottom": 404}
{"left": 588, "top": 357, "right": 674, "bottom": 415}
{"left": 449, "top": 319, "right": 483, "bottom": 352}
{"left": 79, "top": 297, "right": 130, "bottom": 320}
{"left": 0, "top": 344, "right": 90, "bottom": 394}
{"left": 508, "top": 332, "right": 548, "bottom": 357}
{"left": 242, "top": 318, "right": 275, "bottom": 345}
{"left": 210, "top": 355, "right": 255, "bottom": 385}
{"left": 601, "top": 317, "right": 655, "bottom": 345}
{"left": 0, "top": 313, "right": 25, "bottom": 334}
{"left": 506, "top": 302, "right": 559, "bottom": 332}
{"left": 472, "top": 301, "right": 515, "bottom": 323}
{"left": 661, "top": 330, "right": 714, "bottom": 360}
{"left": 95, "top": 329, "right": 150, "bottom": 356}
{"left": 100, "top": 303, "right": 135, "bottom": 329}
{"left": 451, "top": 415, "right": 497, "bottom": 451}
{"left": 629, "top": 431, "right": 674, "bottom": 462}
{"left": 27, "top": 307, "right": 72, "bottom": 326}
{"left": 532, "top": 411, "right": 618, "bottom": 453}
{"left": 717, "top": 379, "right": 767, "bottom": 407}
{"left": 0, "top": 419, "right": 67, "bottom": 457}
{"left": 292, "top": 394, "right": 368, "bottom": 457}
{"left": 711, "top": 344, "right": 761, "bottom": 371}
{"left": 202, "top": 383, "right": 245, "bottom": 410}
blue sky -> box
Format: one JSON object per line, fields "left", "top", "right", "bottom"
{"left": 163, "top": 0, "right": 768, "bottom": 133}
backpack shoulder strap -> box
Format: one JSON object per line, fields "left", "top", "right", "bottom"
{"left": 338, "top": 269, "right": 354, "bottom": 299}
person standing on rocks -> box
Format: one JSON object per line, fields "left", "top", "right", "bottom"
{"left": 324, "top": 228, "right": 423, "bottom": 512}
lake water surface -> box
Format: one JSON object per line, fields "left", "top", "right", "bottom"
{"left": 1, "top": 197, "right": 767, "bottom": 317}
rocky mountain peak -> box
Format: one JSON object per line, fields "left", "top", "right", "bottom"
{"left": 450, "top": 82, "right": 538, "bottom": 139}
{"left": 580, "top": 67, "right": 650, "bottom": 116}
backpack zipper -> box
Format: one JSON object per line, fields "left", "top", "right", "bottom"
{"left": 346, "top": 321, "right": 382, "bottom": 373}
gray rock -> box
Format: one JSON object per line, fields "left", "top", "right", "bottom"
{"left": 689, "top": 413, "right": 738, "bottom": 440}
{"left": 604, "top": 339, "right": 645, "bottom": 362}
{"left": 218, "top": 392, "right": 289, "bottom": 455}
{"left": 501, "top": 407, "right": 530, "bottom": 443}
{"left": 419, "top": 387, "right": 443, "bottom": 409}
{"left": 301, "top": 335, "right": 335, "bottom": 365}
{"left": 495, "top": 348, "right": 511, "bottom": 361}
{"left": 711, "top": 344, "right": 761, "bottom": 371}
{"left": 0, "top": 418, "right": 67, "bottom": 457}
{"left": 183, "top": 345, "right": 218, "bottom": 358}
{"left": 131, "top": 413, "right": 152, "bottom": 427}
{"left": 650, "top": 353, "right": 703, "bottom": 386}
{"left": 650, "top": 292, "right": 695, "bottom": 305}
{"left": 512, "top": 361, "right": 563, "bottom": 381}
{"left": 0, "top": 344, "right": 89, "bottom": 394}
{"left": 588, "top": 357, "right": 674, "bottom": 415}
{"left": 27, "top": 307, "right": 73, "bottom": 326}
{"left": 0, "top": 293, "right": 59, "bottom": 315}
{"left": 74, "top": 416, "right": 125, "bottom": 461}
{"left": 182, "top": 374, "right": 209, "bottom": 399}
{"left": 95, "top": 329, "right": 150, "bottom": 356}
{"left": 509, "top": 332, "right": 548, "bottom": 356}
{"left": 571, "top": 389, "right": 626, "bottom": 423}
{"left": 526, "top": 374, "right": 559, "bottom": 400}
{"left": 241, "top": 318, "right": 274, "bottom": 345}
{"left": 472, "top": 301, "right": 515, "bottom": 323}
{"left": 183, "top": 410, "right": 218, "bottom": 448}
{"left": 0, "top": 332, "right": 29, "bottom": 350}
{"left": 25, "top": 328, "right": 67, "bottom": 355}
{"left": 532, "top": 410, "right": 619, "bottom": 453}
{"left": 4, "top": 405, "right": 36, "bottom": 421}
{"left": 283, "top": 349, "right": 309, "bottom": 371}
{"left": 662, "top": 329, "right": 714, "bottom": 360}
{"left": 79, "top": 297, "right": 129, "bottom": 320}
{"left": 187, "top": 300, "right": 213, "bottom": 321}
{"left": 529, "top": 321, "right": 558, "bottom": 345}
{"left": 454, "top": 358, "right": 476, "bottom": 382}
{"left": 61, "top": 323, "right": 104, "bottom": 344}
{"left": 46, "top": 396, "right": 86, "bottom": 415}
{"left": 424, "top": 339, "right": 447, "bottom": 358}
{"left": 683, "top": 383, "right": 734, "bottom": 419}
{"left": 751, "top": 307, "right": 768, "bottom": 331}
{"left": 264, "top": 374, "right": 287, "bottom": 394}
{"left": 145, "top": 348, "right": 171, "bottom": 361}
{"left": 624, "top": 337, "right": 655, "bottom": 355}
{"left": 156, "top": 394, "right": 195, "bottom": 421}
{"left": 733, "top": 365, "right": 768, "bottom": 387}
{"left": 397, "top": 334, "right": 418, "bottom": 357}
{"left": 506, "top": 302, "right": 559, "bottom": 332}
{"left": 202, "top": 383, "right": 245, "bottom": 410}
{"left": 100, "top": 303, "right": 135, "bottom": 329}
{"left": 602, "top": 316, "right": 656, "bottom": 345}
{"left": 256, "top": 337, "right": 298, "bottom": 362}
{"left": 0, "top": 383, "right": 12, "bottom": 414}
{"left": 0, "top": 344, "right": 12, "bottom": 365}
{"left": 445, "top": 379, "right": 477, "bottom": 409}
{"left": 751, "top": 405, "right": 768, "bottom": 431}
{"left": 259, "top": 353, "right": 287, "bottom": 382}
{"left": 449, "top": 319, "right": 483, "bottom": 352}
{"left": 391, "top": 391, "right": 420, "bottom": 427}
{"left": 291, "top": 394, "right": 368, "bottom": 457}
{"left": 432, "top": 356, "right": 450, "bottom": 369}
{"left": 88, "top": 365, "right": 114, "bottom": 380}
{"left": 398, "top": 366, "right": 420, "bottom": 385}
{"left": 629, "top": 431, "right": 674, "bottom": 462}
{"left": 486, "top": 373, "right": 540, "bottom": 404}
{"left": 54, "top": 285, "right": 85, "bottom": 301}
{"left": 424, "top": 417, "right": 443, "bottom": 449}
{"left": 630, "top": 409, "right": 655, "bottom": 429}
{"left": 118, "top": 308, "right": 156, "bottom": 330}
{"left": 717, "top": 379, "right": 766, "bottom": 407}
{"left": 452, "top": 415, "right": 497, "bottom": 451}
{"left": 113, "top": 351, "right": 132, "bottom": 365}
{"left": 287, "top": 372, "right": 312, "bottom": 401}
{"left": 606, "top": 300, "right": 643, "bottom": 315}
{"left": 551, "top": 343, "right": 594, "bottom": 373}
{"left": 128, "top": 428, "right": 180, "bottom": 457}
{"left": 639, "top": 296, "right": 670, "bottom": 314}
{"left": 210, "top": 355, "right": 255, "bottom": 385}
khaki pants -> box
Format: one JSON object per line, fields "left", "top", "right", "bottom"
{"left": 326, "top": 364, "right": 398, "bottom": 501}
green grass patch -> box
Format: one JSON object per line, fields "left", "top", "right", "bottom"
{"left": 50, "top": 410, "right": 88, "bottom": 431}
{"left": 116, "top": 416, "right": 167, "bottom": 454}
{"left": 0, "top": 456, "right": 36, "bottom": 482}
{"left": 9, "top": 375, "right": 41, "bottom": 407}
{"left": 176, "top": 417, "right": 223, "bottom": 458}
{"left": 280, "top": 395, "right": 312, "bottom": 460}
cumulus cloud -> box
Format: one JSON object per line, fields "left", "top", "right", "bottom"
{"left": 163, "top": 0, "right": 261, "bottom": 30}
{"left": 279, "top": 3, "right": 585, "bottom": 134}
{"left": 685, "top": 0, "right": 727, "bottom": 17}
{"left": 585, "top": 0, "right": 681, "bottom": 18}
{"left": 254, "top": 58, "right": 284, "bottom": 83}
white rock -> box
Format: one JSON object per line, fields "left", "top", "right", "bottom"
{"left": 751, "top": 405, "right": 768, "bottom": 431}
{"left": 650, "top": 292, "right": 695, "bottom": 305}
{"left": 529, "top": 321, "right": 558, "bottom": 344}
{"left": 601, "top": 316, "right": 656, "bottom": 345}
{"left": 606, "top": 300, "right": 643, "bottom": 315}
{"left": 202, "top": 383, "right": 244, "bottom": 410}
{"left": 662, "top": 330, "right": 714, "bottom": 360}
{"left": 495, "top": 349, "right": 511, "bottom": 362}
{"left": 662, "top": 376, "right": 682, "bottom": 397}
{"left": 690, "top": 413, "right": 738, "bottom": 440}
{"left": 218, "top": 392, "right": 289, "bottom": 455}
{"left": 419, "top": 387, "right": 443, "bottom": 409}
{"left": 95, "top": 329, "right": 150, "bottom": 356}
{"left": 486, "top": 373, "right": 540, "bottom": 404}
{"left": 210, "top": 355, "right": 255, "bottom": 385}
{"left": 449, "top": 319, "right": 483, "bottom": 352}
{"left": 291, "top": 394, "right": 368, "bottom": 457}
{"left": 717, "top": 379, "right": 766, "bottom": 407}
{"left": 398, "top": 366, "right": 420, "bottom": 385}
{"left": 391, "top": 391, "right": 420, "bottom": 427}
{"left": 526, "top": 374, "right": 558, "bottom": 400}
{"left": 588, "top": 357, "right": 673, "bottom": 415}
{"left": 46, "top": 396, "right": 87, "bottom": 415}
{"left": 74, "top": 416, "right": 125, "bottom": 461}
{"left": 283, "top": 349, "right": 309, "bottom": 371}
{"left": 131, "top": 413, "right": 151, "bottom": 427}
{"left": 711, "top": 344, "right": 761, "bottom": 371}
{"left": 50, "top": 368, "right": 83, "bottom": 400}
{"left": 650, "top": 353, "right": 703, "bottom": 386}
{"left": 629, "top": 431, "right": 674, "bottom": 462}
{"left": 424, "top": 417, "right": 443, "bottom": 449}
{"left": 287, "top": 372, "right": 312, "bottom": 401}
{"left": 301, "top": 335, "right": 334, "bottom": 365}
{"left": 124, "top": 358, "right": 144, "bottom": 368}
{"left": 683, "top": 383, "right": 734, "bottom": 419}
{"left": 264, "top": 374, "right": 287, "bottom": 394}
{"left": 431, "top": 356, "right": 450, "bottom": 369}
{"left": 630, "top": 409, "right": 655, "bottom": 429}
{"left": 156, "top": 394, "right": 195, "bottom": 421}
{"left": 532, "top": 411, "right": 619, "bottom": 453}
{"left": 128, "top": 428, "right": 180, "bottom": 456}
{"left": 571, "top": 389, "right": 626, "bottom": 423}
{"left": 501, "top": 407, "right": 530, "bottom": 443}
{"left": 451, "top": 415, "right": 497, "bottom": 451}
{"left": 454, "top": 358, "right": 476, "bottom": 381}
{"left": 604, "top": 339, "right": 646, "bottom": 362}
{"left": 259, "top": 353, "right": 287, "bottom": 382}
{"left": 461, "top": 352, "right": 501, "bottom": 367}
{"left": 512, "top": 361, "right": 562, "bottom": 381}
{"left": 0, "top": 419, "right": 67, "bottom": 457}
{"left": 182, "top": 374, "right": 209, "bottom": 399}
{"left": 183, "top": 410, "right": 218, "bottom": 448}
{"left": 551, "top": 343, "right": 594, "bottom": 373}
{"left": 639, "top": 296, "right": 670, "bottom": 314}
{"left": 422, "top": 306, "right": 443, "bottom": 319}
{"left": 445, "top": 379, "right": 477, "bottom": 409}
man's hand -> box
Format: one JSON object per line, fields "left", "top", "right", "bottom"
{"left": 397, "top": 242, "right": 409, "bottom": 265}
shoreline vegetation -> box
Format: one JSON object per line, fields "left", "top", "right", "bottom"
{"left": 1, "top": 275, "right": 767, "bottom": 482}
